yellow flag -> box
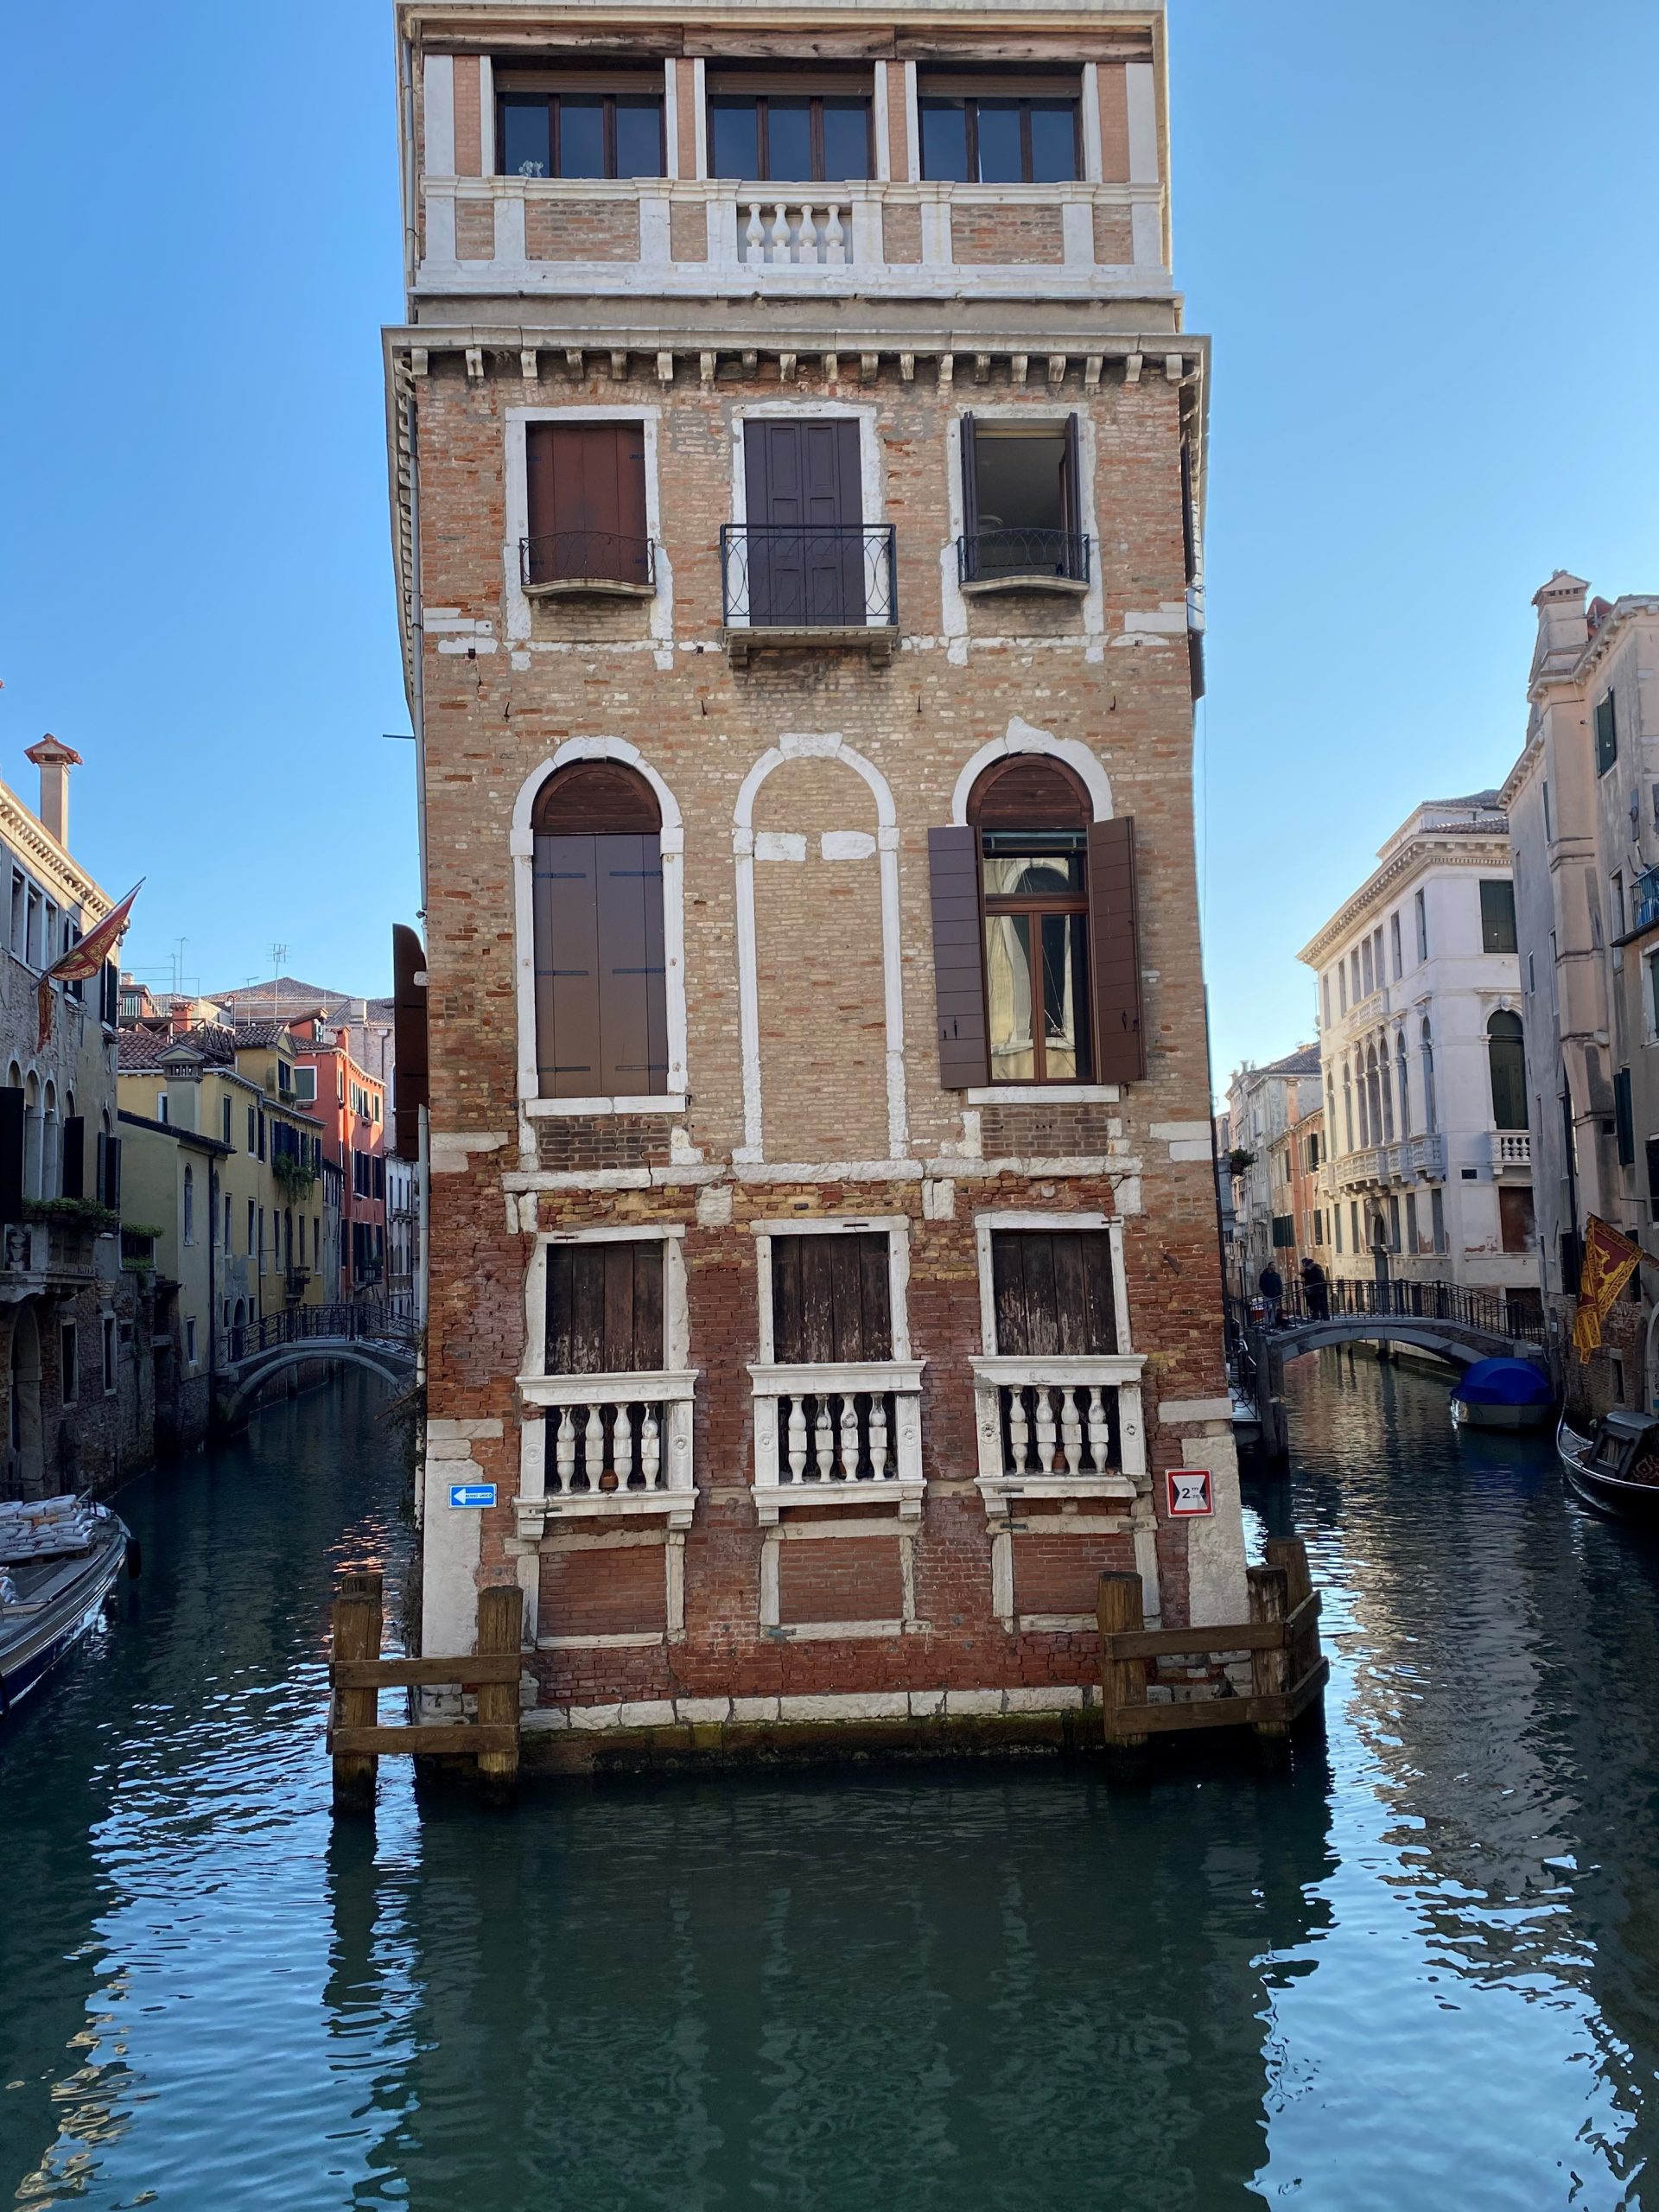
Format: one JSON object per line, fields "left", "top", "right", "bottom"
{"left": 1573, "top": 1214, "right": 1643, "bottom": 1360}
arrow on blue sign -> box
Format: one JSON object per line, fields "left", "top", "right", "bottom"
{"left": 448, "top": 1483, "right": 497, "bottom": 1509}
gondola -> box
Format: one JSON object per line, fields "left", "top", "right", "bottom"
{"left": 0, "top": 1497, "right": 134, "bottom": 1717}
{"left": 1556, "top": 1410, "right": 1659, "bottom": 1525}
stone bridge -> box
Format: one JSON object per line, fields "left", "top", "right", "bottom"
{"left": 219, "top": 1304, "right": 418, "bottom": 1425}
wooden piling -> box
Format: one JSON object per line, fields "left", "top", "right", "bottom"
{"left": 474, "top": 1583, "right": 524, "bottom": 1802}
{"left": 1247, "top": 1564, "right": 1290, "bottom": 1738}
{"left": 1097, "top": 1571, "right": 1149, "bottom": 1746}
{"left": 332, "top": 1571, "right": 384, "bottom": 1815}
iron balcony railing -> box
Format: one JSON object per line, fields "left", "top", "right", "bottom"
{"left": 719, "top": 523, "right": 897, "bottom": 629}
{"left": 957, "top": 528, "right": 1091, "bottom": 588}
{"left": 520, "top": 530, "right": 656, "bottom": 592}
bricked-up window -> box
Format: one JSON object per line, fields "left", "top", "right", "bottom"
{"left": 990, "top": 1230, "right": 1117, "bottom": 1356}
{"left": 918, "top": 76, "right": 1080, "bottom": 183}
{"left": 707, "top": 74, "right": 874, "bottom": 181}
{"left": 531, "top": 760, "right": 668, "bottom": 1100}
{"left": 545, "top": 1239, "right": 664, "bottom": 1373}
{"left": 524, "top": 423, "right": 651, "bottom": 590}
{"left": 931, "top": 760, "right": 1143, "bottom": 1088}
{"left": 771, "top": 1233, "right": 892, "bottom": 1363}
{"left": 496, "top": 72, "right": 664, "bottom": 180}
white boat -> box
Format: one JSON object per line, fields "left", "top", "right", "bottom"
{"left": 0, "top": 1495, "right": 135, "bottom": 1717}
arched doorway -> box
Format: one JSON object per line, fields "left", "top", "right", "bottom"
{"left": 8, "top": 1305, "right": 45, "bottom": 1500}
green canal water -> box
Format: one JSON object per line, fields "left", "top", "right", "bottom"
{"left": 3, "top": 1358, "right": 1659, "bottom": 2208}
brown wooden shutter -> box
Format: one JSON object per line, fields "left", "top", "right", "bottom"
{"left": 61, "top": 1116, "right": 85, "bottom": 1200}
{"left": 595, "top": 833, "right": 667, "bottom": 1094}
{"left": 527, "top": 423, "right": 649, "bottom": 582}
{"left": 546, "top": 1239, "right": 664, "bottom": 1374}
{"left": 991, "top": 1230, "right": 1116, "bottom": 1356}
{"left": 1087, "top": 815, "right": 1144, "bottom": 1082}
{"left": 391, "top": 924, "right": 428, "bottom": 1162}
{"left": 961, "top": 409, "right": 979, "bottom": 538}
{"left": 929, "top": 824, "right": 988, "bottom": 1089}
{"left": 0, "top": 1088, "right": 23, "bottom": 1224}
{"left": 534, "top": 834, "right": 601, "bottom": 1096}
{"left": 771, "top": 1232, "right": 892, "bottom": 1363}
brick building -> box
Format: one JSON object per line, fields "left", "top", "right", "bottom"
{"left": 387, "top": 0, "right": 1243, "bottom": 1760}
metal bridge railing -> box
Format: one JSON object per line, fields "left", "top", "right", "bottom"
{"left": 1232, "top": 1277, "right": 1545, "bottom": 1345}
{"left": 230, "top": 1303, "right": 421, "bottom": 1364}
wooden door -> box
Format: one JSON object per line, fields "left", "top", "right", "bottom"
{"left": 744, "top": 417, "right": 862, "bottom": 624}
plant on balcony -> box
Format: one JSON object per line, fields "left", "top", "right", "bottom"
{"left": 1226, "top": 1148, "right": 1256, "bottom": 1177}
{"left": 271, "top": 1153, "right": 318, "bottom": 1201}
{"left": 22, "top": 1195, "right": 120, "bottom": 1232}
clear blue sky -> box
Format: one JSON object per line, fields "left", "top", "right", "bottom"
{"left": 3, "top": 3, "right": 1656, "bottom": 1051}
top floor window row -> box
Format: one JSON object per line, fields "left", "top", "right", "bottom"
{"left": 493, "top": 66, "right": 1081, "bottom": 186}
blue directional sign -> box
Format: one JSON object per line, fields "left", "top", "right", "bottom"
{"left": 448, "top": 1483, "right": 497, "bottom": 1509}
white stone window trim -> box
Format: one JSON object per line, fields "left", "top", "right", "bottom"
{"left": 510, "top": 738, "right": 689, "bottom": 1126}
{"left": 528, "top": 1522, "right": 686, "bottom": 1649}
{"left": 731, "top": 731, "right": 906, "bottom": 1164}
{"left": 503, "top": 404, "right": 674, "bottom": 652}
{"left": 727, "top": 400, "right": 887, "bottom": 631}
{"left": 759, "top": 1514, "right": 925, "bottom": 1641}
{"left": 940, "top": 409, "right": 1106, "bottom": 660}
{"left": 748, "top": 1213, "right": 924, "bottom": 1524}
{"left": 970, "top": 1209, "right": 1146, "bottom": 1522}
{"left": 516, "top": 1224, "right": 696, "bottom": 1533}
{"left": 963, "top": 1084, "right": 1119, "bottom": 1106}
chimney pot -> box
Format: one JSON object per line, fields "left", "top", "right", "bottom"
{"left": 23, "top": 734, "right": 83, "bottom": 849}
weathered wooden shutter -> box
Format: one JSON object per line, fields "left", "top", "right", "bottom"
{"left": 745, "top": 417, "right": 861, "bottom": 623}
{"left": 929, "top": 824, "right": 989, "bottom": 1088}
{"left": 105, "top": 1135, "right": 123, "bottom": 1211}
{"left": 1061, "top": 410, "right": 1081, "bottom": 535}
{"left": 61, "top": 1116, "right": 85, "bottom": 1200}
{"left": 991, "top": 1230, "right": 1117, "bottom": 1356}
{"left": 545, "top": 1239, "right": 664, "bottom": 1374}
{"left": 0, "top": 1088, "right": 23, "bottom": 1223}
{"left": 391, "top": 924, "right": 428, "bottom": 1163}
{"left": 1087, "top": 815, "right": 1144, "bottom": 1082}
{"left": 771, "top": 1232, "right": 892, "bottom": 1363}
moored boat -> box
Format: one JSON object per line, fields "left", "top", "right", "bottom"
{"left": 1451, "top": 1357, "right": 1555, "bottom": 1432}
{"left": 0, "top": 1495, "right": 134, "bottom": 1717}
{"left": 1557, "top": 1410, "right": 1659, "bottom": 1525}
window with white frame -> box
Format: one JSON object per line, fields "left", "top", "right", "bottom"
{"left": 516, "top": 1228, "right": 696, "bottom": 1535}
{"left": 970, "top": 1214, "right": 1145, "bottom": 1515}
{"left": 748, "top": 1217, "right": 923, "bottom": 1521}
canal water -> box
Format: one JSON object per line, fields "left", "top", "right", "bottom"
{"left": 4, "top": 1359, "right": 1659, "bottom": 2208}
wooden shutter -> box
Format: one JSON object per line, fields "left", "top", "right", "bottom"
{"left": 105, "top": 1135, "right": 123, "bottom": 1211}
{"left": 1061, "top": 410, "right": 1081, "bottom": 535}
{"left": 1087, "top": 815, "right": 1144, "bottom": 1082}
{"left": 0, "top": 1087, "right": 23, "bottom": 1223}
{"left": 960, "top": 410, "right": 979, "bottom": 549}
{"left": 596, "top": 833, "right": 668, "bottom": 1094}
{"left": 535, "top": 833, "right": 601, "bottom": 1096}
{"left": 771, "top": 1233, "right": 892, "bottom": 1363}
{"left": 545, "top": 1240, "right": 664, "bottom": 1373}
{"left": 526, "top": 423, "right": 649, "bottom": 582}
{"left": 61, "top": 1116, "right": 85, "bottom": 1200}
{"left": 991, "top": 1230, "right": 1116, "bottom": 1355}
{"left": 929, "top": 824, "right": 989, "bottom": 1088}
{"left": 391, "top": 924, "right": 428, "bottom": 1163}
{"left": 745, "top": 417, "right": 861, "bottom": 623}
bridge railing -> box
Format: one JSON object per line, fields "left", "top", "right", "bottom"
{"left": 231, "top": 1302, "right": 421, "bottom": 1364}
{"left": 1236, "top": 1276, "right": 1544, "bottom": 1344}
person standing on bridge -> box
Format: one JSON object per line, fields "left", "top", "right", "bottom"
{"left": 1301, "top": 1254, "right": 1329, "bottom": 1320}
{"left": 1258, "top": 1260, "right": 1284, "bottom": 1325}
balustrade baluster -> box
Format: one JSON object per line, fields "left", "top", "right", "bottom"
{"left": 771, "top": 203, "right": 790, "bottom": 260}
{"left": 1008, "top": 1389, "right": 1030, "bottom": 1473}
{"left": 868, "top": 1395, "right": 889, "bottom": 1478}
{"left": 1060, "top": 1388, "right": 1084, "bottom": 1475}
{"left": 839, "top": 1395, "right": 860, "bottom": 1481}
{"left": 613, "top": 1403, "right": 634, "bottom": 1490}
{"left": 787, "top": 1396, "right": 808, "bottom": 1483}
{"left": 746, "top": 202, "right": 765, "bottom": 260}
{"left": 1034, "top": 1388, "right": 1058, "bottom": 1473}
{"left": 824, "top": 201, "right": 846, "bottom": 264}
{"left": 584, "top": 1404, "right": 605, "bottom": 1491}
{"left": 813, "top": 1398, "right": 834, "bottom": 1481}
{"left": 1086, "top": 1387, "right": 1109, "bottom": 1474}
{"left": 555, "top": 1407, "right": 576, "bottom": 1496}
{"left": 798, "top": 204, "right": 817, "bottom": 263}
{"left": 640, "top": 1408, "right": 661, "bottom": 1490}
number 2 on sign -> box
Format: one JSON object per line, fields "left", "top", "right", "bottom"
{"left": 1166, "top": 1468, "right": 1214, "bottom": 1517}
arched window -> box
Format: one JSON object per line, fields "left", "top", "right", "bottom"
{"left": 1342, "top": 1061, "right": 1355, "bottom": 1153}
{"left": 967, "top": 756, "right": 1094, "bottom": 1084}
{"left": 182, "top": 1163, "right": 195, "bottom": 1245}
{"left": 1421, "top": 1017, "right": 1437, "bottom": 1134}
{"left": 1487, "top": 1010, "right": 1528, "bottom": 1130}
{"left": 1378, "top": 1037, "right": 1395, "bottom": 1142}
{"left": 1365, "top": 1044, "right": 1382, "bottom": 1148}
{"left": 532, "top": 761, "right": 667, "bottom": 1100}
{"left": 1395, "top": 1029, "right": 1409, "bottom": 1135}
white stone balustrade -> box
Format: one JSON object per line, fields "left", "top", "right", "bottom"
{"left": 740, "top": 198, "right": 851, "bottom": 267}
{"left": 1492, "top": 1131, "right": 1531, "bottom": 1170}
{"left": 749, "top": 1360, "right": 925, "bottom": 1523}
{"left": 971, "top": 1355, "right": 1146, "bottom": 1518}
{"left": 516, "top": 1369, "right": 696, "bottom": 1533}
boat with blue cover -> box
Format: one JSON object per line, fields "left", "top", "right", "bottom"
{"left": 1451, "top": 1357, "right": 1554, "bottom": 1432}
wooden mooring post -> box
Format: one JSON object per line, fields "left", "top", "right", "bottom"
{"left": 328, "top": 1579, "right": 524, "bottom": 1814}
{"left": 1098, "top": 1535, "right": 1327, "bottom": 1748}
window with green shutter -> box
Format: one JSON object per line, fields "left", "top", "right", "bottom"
{"left": 1614, "top": 1065, "right": 1635, "bottom": 1166}
{"left": 1596, "top": 690, "right": 1618, "bottom": 777}
{"left": 1479, "top": 879, "right": 1517, "bottom": 954}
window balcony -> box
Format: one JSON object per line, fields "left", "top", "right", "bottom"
{"left": 516, "top": 1369, "right": 697, "bottom": 1534}
{"left": 719, "top": 524, "right": 898, "bottom": 663}
{"left": 748, "top": 1359, "right": 924, "bottom": 1523}
{"left": 970, "top": 1354, "right": 1146, "bottom": 1518}
{"left": 520, "top": 529, "right": 656, "bottom": 600}
{"left": 957, "top": 528, "right": 1090, "bottom": 596}
{"left": 1491, "top": 1131, "right": 1531, "bottom": 1173}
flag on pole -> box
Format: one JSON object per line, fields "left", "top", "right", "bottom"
{"left": 1573, "top": 1212, "right": 1643, "bottom": 1361}
{"left": 37, "top": 880, "right": 142, "bottom": 1049}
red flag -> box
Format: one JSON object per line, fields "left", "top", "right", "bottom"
{"left": 37, "top": 880, "right": 142, "bottom": 1049}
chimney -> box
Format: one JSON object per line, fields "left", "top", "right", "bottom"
{"left": 169, "top": 998, "right": 193, "bottom": 1037}
{"left": 23, "top": 734, "right": 83, "bottom": 849}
